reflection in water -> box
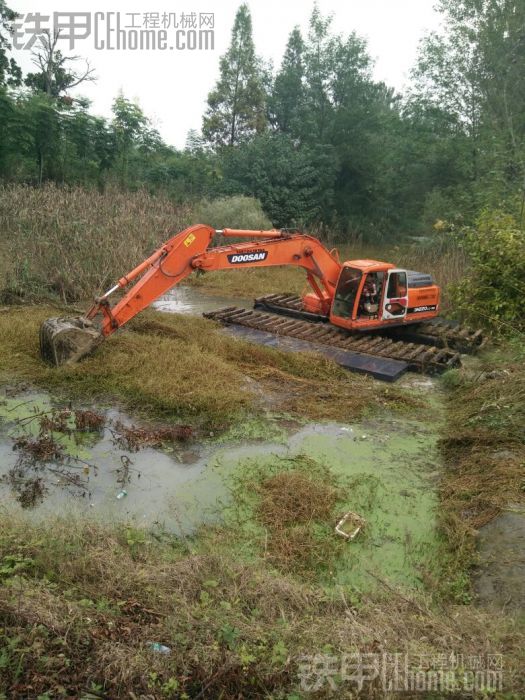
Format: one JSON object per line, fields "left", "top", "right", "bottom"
{"left": 0, "top": 390, "right": 207, "bottom": 532}
{"left": 152, "top": 285, "right": 251, "bottom": 316}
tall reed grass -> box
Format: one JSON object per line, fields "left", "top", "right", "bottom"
{"left": 0, "top": 184, "right": 192, "bottom": 301}
{"left": 0, "top": 184, "right": 468, "bottom": 313}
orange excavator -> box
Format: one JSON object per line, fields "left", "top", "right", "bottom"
{"left": 40, "top": 224, "right": 480, "bottom": 372}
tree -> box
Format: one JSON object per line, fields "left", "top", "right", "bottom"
{"left": 219, "top": 133, "right": 337, "bottom": 227}
{"left": 25, "top": 30, "right": 95, "bottom": 97}
{"left": 0, "top": 0, "right": 21, "bottom": 86}
{"left": 202, "top": 3, "right": 266, "bottom": 147}
{"left": 450, "top": 208, "right": 525, "bottom": 333}
{"left": 302, "top": 5, "right": 334, "bottom": 143}
{"left": 185, "top": 129, "right": 206, "bottom": 154}
{"left": 60, "top": 101, "right": 117, "bottom": 186}
{"left": 378, "top": 98, "right": 472, "bottom": 232}
{"left": 324, "top": 33, "right": 381, "bottom": 231}
{"left": 269, "top": 27, "right": 305, "bottom": 137}
{"left": 412, "top": 0, "right": 525, "bottom": 210}
{"left": 290, "top": 5, "right": 398, "bottom": 234}
{"left": 25, "top": 94, "right": 63, "bottom": 184}
{"left": 110, "top": 95, "right": 170, "bottom": 187}
{"left": 0, "top": 90, "right": 32, "bottom": 178}
{"left": 475, "top": 0, "right": 525, "bottom": 202}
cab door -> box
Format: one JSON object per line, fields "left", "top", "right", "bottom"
{"left": 382, "top": 270, "right": 408, "bottom": 321}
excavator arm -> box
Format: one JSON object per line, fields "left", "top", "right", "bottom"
{"left": 40, "top": 224, "right": 342, "bottom": 365}
{"left": 86, "top": 225, "right": 342, "bottom": 336}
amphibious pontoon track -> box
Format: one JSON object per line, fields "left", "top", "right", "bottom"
{"left": 204, "top": 306, "right": 463, "bottom": 374}
{"left": 253, "top": 293, "right": 485, "bottom": 354}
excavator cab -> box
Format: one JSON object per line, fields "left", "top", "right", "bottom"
{"left": 329, "top": 260, "right": 440, "bottom": 331}
{"left": 330, "top": 262, "right": 413, "bottom": 330}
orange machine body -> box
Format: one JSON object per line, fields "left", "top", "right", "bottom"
{"left": 86, "top": 225, "right": 440, "bottom": 336}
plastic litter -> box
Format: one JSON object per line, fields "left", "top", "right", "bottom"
{"left": 148, "top": 642, "right": 171, "bottom": 654}
{"left": 116, "top": 489, "right": 128, "bottom": 499}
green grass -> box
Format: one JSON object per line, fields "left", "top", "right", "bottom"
{"left": 0, "top": 305, "right": 415, "bottom": 430}
{"left": 437, "top": 337, "right": 525, "bottom": 581}
{"left": 186, "top": 264, "right": 307, "bottom": 298}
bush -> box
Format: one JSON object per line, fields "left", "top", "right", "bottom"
{"left": 193, "top": 195, "right": 272, "bottom": 231}
{"left": 0, "top": 184, "right": 192, "bottom": 302}
{"left": 449, "top": 209, "right": 525, "bottom": 334}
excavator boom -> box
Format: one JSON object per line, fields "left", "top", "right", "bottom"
{"left": 90, "top": 225, "right": 341, "bottom": 337}
{"left": 40, "top": 225, "right": 343, "bottom": 365}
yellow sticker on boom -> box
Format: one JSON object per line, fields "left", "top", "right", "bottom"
{"left": 184, "top": 233, "right": 196, "bottom": 247}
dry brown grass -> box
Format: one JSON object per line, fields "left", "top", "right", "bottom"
{"left": 74, "top": 409, "right": 105, "bottom": 431}
{"left": 253, "top": 466, "right": 345, "bottom": 575}
{"left": 257, "top": 470, "right": 339, "bottom": 526}
{"left": 440, "top": 349, "right": 525, "bottom": 528}
{"left": 112, "top": 422, "right": 193, "bottom": 451}
{"left": 0, "top": 506, "right": 522, "bottom": 697}
{"left": 186, "top": 265, "right": 307, "bottom": 298}
{"left": 437, "top": 341, "right": 525, "bottom": 582}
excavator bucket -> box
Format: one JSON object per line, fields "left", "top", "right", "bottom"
{"left": 39, "top": 317, "right": 104, "bottom": 367}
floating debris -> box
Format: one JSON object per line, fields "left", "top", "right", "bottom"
{"left": 13, "top": 434, "right": 64, "bottom": 462}
{"left": 0, "top": 389, "right": 195, "bottom": 511}
{"left": 74, "top": 409, "right": 105, "bottom": 432}
{"left": 335, "top": 511, "right": 366, "bottom": 541}
{"left": 39, "top": 409, "right": 72, "bottom": 435}
{"left": 112, "top": 422, "right": 193, "bottom": 452}
{"left": 148, "top": 642, "right": 171, "bottom": 654}
{"left": 17, "top": 476, "right": 47, "bottom": 508}
{"left": 2, "top": 471, "right": 47, "bottom": 508}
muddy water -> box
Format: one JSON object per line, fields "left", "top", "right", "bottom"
{"left": 152, "top": 285, "right": 251, "bottom": 316}
{"left": 0, "top": 384, "right": 444, "bottom": 591}
{"left": 222, "top": 418, "right": 442, "bottom": 591}
{"left": 0, "top": 389, "right": 258, "bottom": 533}
{"left": 474, "top": 503, "right": 525, "bottom": 610}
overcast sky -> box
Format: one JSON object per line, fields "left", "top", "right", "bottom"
{"left": 11, "top": 0, "right": 440, "bottom": 148}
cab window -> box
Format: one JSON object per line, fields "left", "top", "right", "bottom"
{"left": 333, "top": 267, "right": 362, "bottom": 319}
{"left": 384, "top": 271, "right": 408, "bottom": 317}
{"left": 386, "top": 271, "right": 407, "bottom": 299}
